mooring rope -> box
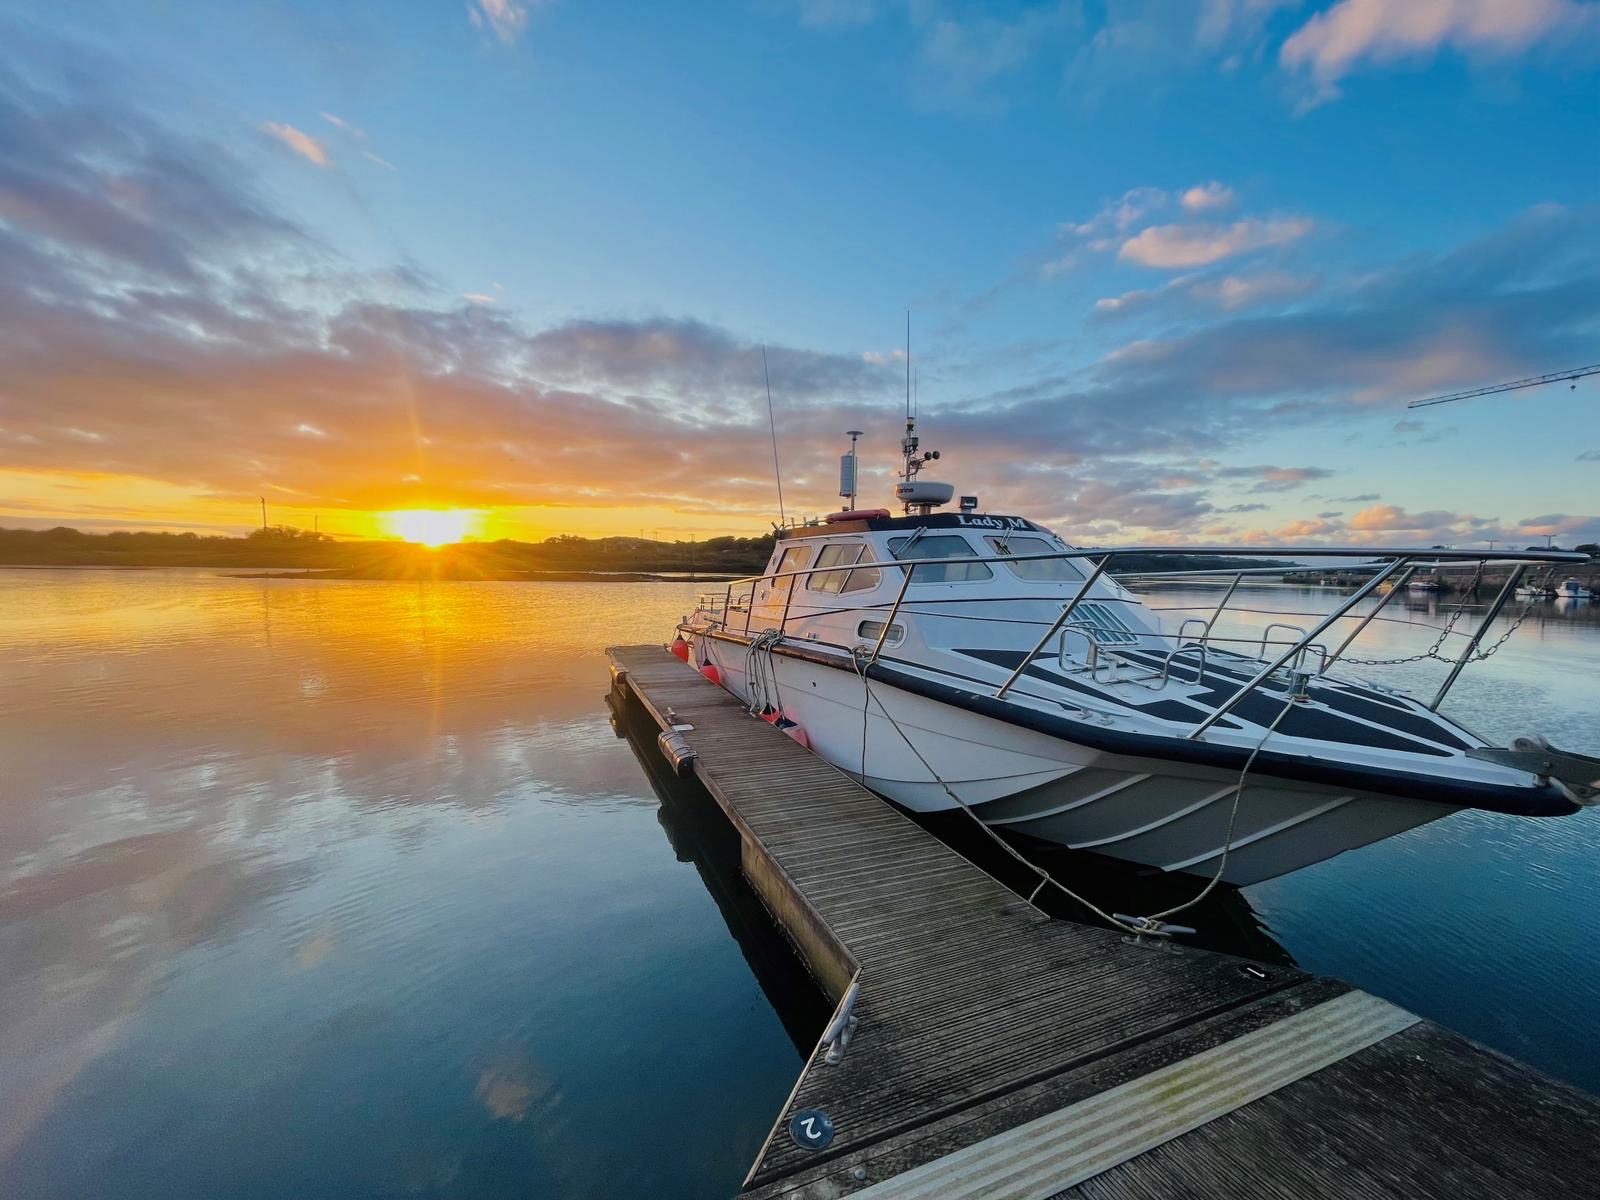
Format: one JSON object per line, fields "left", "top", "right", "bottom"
{"left": 743, "top": 628, "right": 784, "bottom": 716}
{"left": 849, "top": 647, "right": 1297, "bottom": 940}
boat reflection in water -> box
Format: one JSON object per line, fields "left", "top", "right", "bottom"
{"left": 608, "top": 686, "right": 1297, "bottom": 983}
{"left": 609, "top": 692, "right": 832, "bottom": 1056}
{"left": 919, "top": 811, "right": 1297, "bottom": 967}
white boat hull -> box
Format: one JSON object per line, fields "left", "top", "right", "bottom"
{"left": 693, "top": 635, "right": 1457, "bottom": 887}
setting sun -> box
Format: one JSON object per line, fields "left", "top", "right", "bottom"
{"left": 382, "top": 509, "right": 483, "bottom": 548}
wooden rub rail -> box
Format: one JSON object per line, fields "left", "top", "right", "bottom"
{"left": 606, "top": 645, "right": 1600, "bottom": 1200}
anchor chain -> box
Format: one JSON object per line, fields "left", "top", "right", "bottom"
{"left": 1343, "top": 564, "right": 1544, "bottom": 667}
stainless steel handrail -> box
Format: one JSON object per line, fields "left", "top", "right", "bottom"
{"left": 994, "top": 556, "right": 1113, "bottom": 698}
{"left": 1188, "top": 559, "right": 1405, "bottom": 738}
{"left": 705, "top": 544, "right": 1581, "bottom": 595}
{"left": 1428, "top": 565, "right": 1527, "bottom": 711}
{"left": 694, "top": 544, "right": 1579, "bottom": 728}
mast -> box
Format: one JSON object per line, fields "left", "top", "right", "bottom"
{"left": 901, "top": 310, "right": 918, "bottom": 484}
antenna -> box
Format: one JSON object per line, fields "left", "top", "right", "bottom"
{"left": 840, "top": 430, "right": 863, "bottom": 510}
{"left": 895, "top": 311, "right": 943, "bottom": 510}
{"left": 761, "top": 345, "right": 786, "bottom": 525}
{"left": 1407, "top": 363, "right": 1599, "bottom": 409}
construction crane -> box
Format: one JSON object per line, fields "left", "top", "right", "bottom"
{"left": 1407, "top": 363, "right": 1600, "bottom": 409}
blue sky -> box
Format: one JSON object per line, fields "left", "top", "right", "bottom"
{"left": 1, "top": 0, "right": 1597, "bottom": 544}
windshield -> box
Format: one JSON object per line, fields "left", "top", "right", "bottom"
{"left": 888, "top": 534, "right": 993, "bottom": 583}
{"left": 985, "top": 535, "right": 1083, "bottom": 581}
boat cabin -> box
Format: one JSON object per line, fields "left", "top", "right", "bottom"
{"left": 736, "top": 511, "right": 1150, "bottom": 658}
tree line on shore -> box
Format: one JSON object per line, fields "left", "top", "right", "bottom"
{"left": 0, "top": 525, "right": 778, "bottom": 575}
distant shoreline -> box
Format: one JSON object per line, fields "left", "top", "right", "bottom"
{"left": 227, "top": 568, "right": 742, "bottom": 583}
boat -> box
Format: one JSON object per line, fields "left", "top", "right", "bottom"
{"left": 1516, "top": 583, "right": 1556, "bottom": 599}
{"left": 675, "top": 423, "right": 1596, "bottom": 887}
{"left": 1556, "top": 578, "right": 1589, "bottom": 599}
{"left": 1406, "top": 578, "right": 1441, "bottom": 593}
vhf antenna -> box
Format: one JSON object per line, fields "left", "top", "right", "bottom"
{"left": 762, "top": 345, "right": 786, "bottom": 525}
{"left": 902, "top": 310, "right": 916, "bottom": 482}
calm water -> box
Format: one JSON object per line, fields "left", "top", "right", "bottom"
{"left": 2, "top": 570, "right": 1597, "bottom": 1197}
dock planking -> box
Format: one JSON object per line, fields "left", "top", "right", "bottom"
{"left": 607, "top": 645, "right": 1600, "bottom": 1199}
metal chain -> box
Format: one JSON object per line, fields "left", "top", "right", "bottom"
{"left": 1342, "top": 567, "right": 1547, "bottom": 667}
{"left": 1469, "top": 581, "right": 1548, "bottom": 661}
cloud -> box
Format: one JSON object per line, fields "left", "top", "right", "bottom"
{"left": 462, "top": 293, "right": 496, "bottom": 305}
{"left": 907, "top": 2, "right": 1082, "bottom": 113}
{"left": 1218, "top": 502, "right": 1269, "bottom": 513}
{"left": 1281, "top": 0, "right": 1600, "bottom": 100}
{"left": 1045, "top": 186, "right": 1169, "bottom": 275}
{"left": 1089, "top": 204, "right": 1600, "bottom": 413}
{"left": 1216, "top": 464, "right": 1335, "bottom": 493}
{"left": 1577, "top": 450, "right": 1600, "bottom": 462}
{"left": 3, "top": 32, "right": 1595, "bottom": 549}
{"left": 469, "top": 0, "right": 536, "bottom": 45}
{"left": 1197, "top": 270, "right": 1315, "bottom": 309}
{"left": 1351, "top": 504, "right": 1476, "bottom": 532}
{"left": 1118, "top": 216, "right": 1314, "bottom": 268}
{"left": 1275, "top": 517, "right": 1342, "bottom": 538}
{"left": 1181, "top": 181, "right": 1235, "bottom": 212}
{"left": 1068, "top": 186, "right": 1169, "bottom": 241}
{"left": 1198, "top": 0, "right": 1303, "bottom": 47}
{"left": 1098, "top": 269, "right": 1315, "bottom": 317}
{"left": 261, "top": 122, "right": 329, "bottom": 167}
{"left": 319, "top": 111, "right": 362, "bottom": 138}
{"left": 316, "top": 110, "right": 396, "bottom": 171}
{"left": 1393, "top": 418, "right": 1424, "bottom": 434}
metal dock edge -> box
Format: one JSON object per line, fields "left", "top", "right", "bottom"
{"left": 607, "top": 644, "right": 1600, "bottom": 1200}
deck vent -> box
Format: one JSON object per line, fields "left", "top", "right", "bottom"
{"left": 1074, "top": 602, "right": 1140, "bottom": 646}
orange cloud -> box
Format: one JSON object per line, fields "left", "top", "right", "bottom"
{"left": 1118, "top": 217, "right": 1313, "bottom": 269}
{"left": 261, "top": 122, "right": 328, "bottom": 167}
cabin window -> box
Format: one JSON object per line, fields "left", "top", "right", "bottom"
{"left": 985, "top": 535, "right": 1083, "bottom": 581}
{"left": 856, "top": 619, "right": 905, "bottom": 646}
{"left": 842, "top": 548, "right": 880, "bottom": 593}
{"left": 774, "top": 545, "right": 812, "bottom": 579}
{"left": 888, "top": 534, "right": 994, "bottom": 583}
{"left": 757, "top": 545, "right": 812, "bottom": 616}
{"left": 808, "top": 542, "right": 878, "bottom": 594}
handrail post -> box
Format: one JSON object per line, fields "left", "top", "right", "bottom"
{"left": 995, "top": 554, "right": 1113, "bottom": 699}
{"left": 1321, "top": 564, "right": 1415, "bottom": 672}
{"left": 1202, "top": 572, "right": 1244, "bottom": 647}
{"left": 867, "top": 562, "right": 916, "bottom": 665}
{"left": 1428, "top": 565, "right": 1525, "bottom": 711}
{"left": 1188, "top": 557, "right": 1406, "bottom": 739}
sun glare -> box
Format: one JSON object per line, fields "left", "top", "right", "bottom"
{"left": 382, "top": 509, "right": 482, "bottom": 548}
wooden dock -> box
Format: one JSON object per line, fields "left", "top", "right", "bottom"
{"left": 607, "top": 645, "right": 1600, "bottom": 1200}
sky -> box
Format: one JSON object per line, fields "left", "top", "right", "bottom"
{"left": 0, "top": 0, "right": 1597, "bottom": 546}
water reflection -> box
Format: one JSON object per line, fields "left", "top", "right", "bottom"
{"left": 610, "top": 695, "right": 832, "bottom": 1056}
{"left": 1, "top": 569, "right": 802, "bottom": 1200}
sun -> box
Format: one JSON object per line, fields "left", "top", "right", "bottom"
{"left": 382, "top": 509, "right": 482, "bottom": 548}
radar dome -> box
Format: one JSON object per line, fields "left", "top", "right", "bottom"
{"left": 895, "top": 480, "right": 954, "bottom": 514}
